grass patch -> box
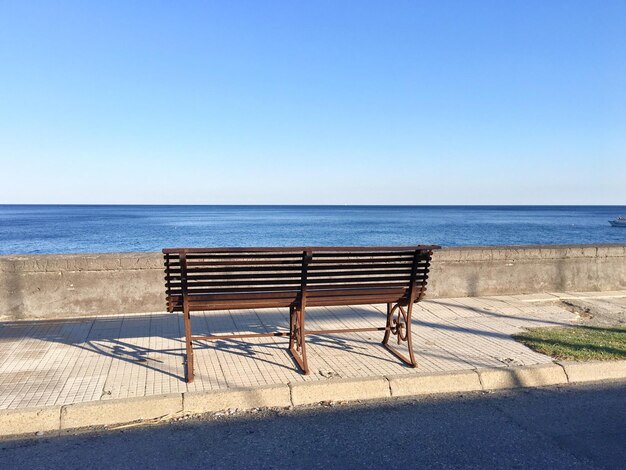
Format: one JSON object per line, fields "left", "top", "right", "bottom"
{"left": 513, "top": 325, "right": 626, "bottom": 361}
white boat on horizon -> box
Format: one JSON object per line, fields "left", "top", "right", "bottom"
{"left": 609, "top": 216, "right": 626, "bottom": 227}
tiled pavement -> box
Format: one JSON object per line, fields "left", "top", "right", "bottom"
{"left": 1, "top": 291, "right": 624, "bottom": 410}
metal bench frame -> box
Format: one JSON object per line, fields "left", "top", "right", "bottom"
{"left": 163, "top": 246, "right": 440, "bottom": 382}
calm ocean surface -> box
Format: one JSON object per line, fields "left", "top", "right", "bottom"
{"left": 0, "top": 205, "right": 625, "bottom": 255}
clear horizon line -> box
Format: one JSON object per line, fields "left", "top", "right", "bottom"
{"left": 1, "top": 203, "right": 625, "bottom": 207}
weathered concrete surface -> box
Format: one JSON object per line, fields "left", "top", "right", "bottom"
{"left": 290, "top": 377, "right": 391, "bottom": 406}
{"left": 0, "top": 253, "right": 164, "bottom": 320}
{"left": 560, "top": 297, "right": 626, "bottom": 326}
{"left": 60, "top": 394, "right": 183, "bottom": 430}
{"left": 183, "top": 385, "right": 291, "bottom": 414}
{"left": 558, "top": 360, "right": 626, "bottom": 383}
{"left": 477, "top": 364, "right": 568, "bottom": 390}
{"left": 429, "top": 244, "right": 626, "bottom": 298}
{"left": 0, "top": 406, "right": 61, "bottom": 436}
{"left": 1, "top": 244, "right": 625, "bottom": 320}
{"left": 387, "top": 370, "right": 482, "bottom": 397}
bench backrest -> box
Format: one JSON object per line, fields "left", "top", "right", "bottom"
{"left": 163, "top": 246, "right": 439, "bottom": 312}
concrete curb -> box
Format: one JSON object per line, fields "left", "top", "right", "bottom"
{"left": 557, "top": 360, "right": 626, "bottom": 383}
{"left": 0, "top": 406, "right": 61, "bottom": 436}
{"left": 2, "top": 361, "right": 626, "bottom": 439}
{"left": 183, "top": 384, "right": 291, "bottom": 414}
{"left": 60, "top": 393, "right": 183, "bottom": 430}
{"left": 387, "top": 369, "right": 482, "bottom": 397}
{"left": 290, "top": 377, "right": 390, "bottom": 406}
{"left": 477, "top": 363, "right": 568, "bottom": 390}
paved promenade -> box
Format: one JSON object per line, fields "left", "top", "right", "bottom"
{"left": 1, "top": 291, "right": 625, "bottom": 411}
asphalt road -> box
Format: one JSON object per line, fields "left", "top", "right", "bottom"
{"left": 1, "top": 381, "right": 625, "bottom": 469}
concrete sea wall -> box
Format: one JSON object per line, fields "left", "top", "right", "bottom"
{"left": 1, "top": 244, "right": 625, "bottom": 320}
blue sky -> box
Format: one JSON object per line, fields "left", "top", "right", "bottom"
{"left": 0, "top": 1, "right": 624, "bottom": 204}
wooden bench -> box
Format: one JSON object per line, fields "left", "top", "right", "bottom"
{"left": 163, "top": 245, "right": 440, "bottom": 382}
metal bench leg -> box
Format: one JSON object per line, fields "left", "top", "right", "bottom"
{"left": 382, "top": 302, "right": 393, "bottom": 345}
{"left": 289, "top": 305, "right": 309, "bottom": 374}
{"left": 183, "top": 306, "right": 194, "bottom": 383}
{"left": 382, "top": 302, "right": 417, "bottom": 368}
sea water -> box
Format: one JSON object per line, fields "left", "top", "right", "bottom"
{"left": 0, "top": 205, "right": 625, "bottom": 255}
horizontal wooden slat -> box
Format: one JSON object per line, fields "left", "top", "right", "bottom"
{"left": 308, "top": 296, "right": 407, "bottom": 307}
{"left": 308, "top": 289, "right": 407, "bottom": 299}
{"left": 166, "top": 286, "right": 300, "bottom": 295}
{"left": 173, "top": 262, "right": 322, "bottom": 270}
{"left": 308, "top": 262, "right": 413, "bottom": 270}
{"left": 169, "top": 282, "right": 413, "bottom": 293}
{"left": 166, "top": 269, "right": 419, "bottom": 283}
{"left": 312, "top": 251, "right": 415, "bottom": 258}
{"left": 187, "top": 292, "right": 299, "bottom": 303}
{"left": 309, "top": 257, "right": 414, "bottom": 265}
{"left": 173, "top": 273, "right": 421, "bottom": 284}
{"left": 163, "top": 245, "right": 439, "bottom": 254}
{"left": 306, "top": 275, "right": 414, "bottom": 284}
{"left": 169, "top": 263, "right": 418, "bottom": 275}
{"left": 169, "top": 264, "right": 303, "bottom": 274}
{"left": 185, "top": 259, "right": 299, "bottom": 267}
{"left": 179, "top": 296, "right": 405, "bottom": 311}
{"left": 308, "top": 268, "right": 416, "bottom": 277}
{"left": 186, "top": 253, "right": 302, "bottom": 260}
{"left": 168, "top": 288, "right": 412, "bottom": 301}
{"left": 167, "top": 286, "right": 407, "bottom": 302}
{"left": 197, "top": 300, "right": 295, "bottom": 310}
{"left": 166, "top": 265, "right": 420, "bottom": 278}
{"left": 184, "top": 272, "right": 302, "bottom": 281}
{"left": 172, "top": 279, "right": 302, "bottom": 288}
{"left": 167, "top": 281, "right": 412, "bottom": 296}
